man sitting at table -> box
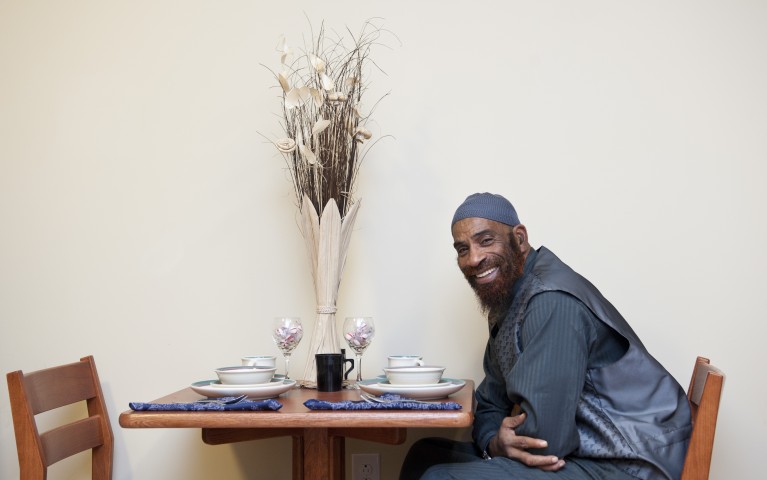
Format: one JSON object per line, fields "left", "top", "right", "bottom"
{"left": 400, "top": 193, "right": 692, "bottom": 480}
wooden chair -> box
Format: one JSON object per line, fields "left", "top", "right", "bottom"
{"left": 6, "top": 355, "right": 114, "bottom": 479}
{"left": 681, "top": 356, "right": 725, "bottom": 480}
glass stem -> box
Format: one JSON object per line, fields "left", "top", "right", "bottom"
{"left": 356, "top": 353, "right": 363, "bottom": 382}
{"left": 284, "top": 353, "right": 291, "bottom": 379}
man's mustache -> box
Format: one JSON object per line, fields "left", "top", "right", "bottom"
{"left": 463, "top": 259, "right": 500, "bottom": 281}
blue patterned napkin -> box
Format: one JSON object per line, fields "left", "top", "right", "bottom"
{"left": 129, "top": 397, "right": 283, "bottom": 411}
{"left": 304, "top": 393, "right": 461, "bottom": 411}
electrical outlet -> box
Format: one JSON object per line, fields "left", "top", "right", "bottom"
{"left": 352, "top": 453, "right": 380, "bottom": 480}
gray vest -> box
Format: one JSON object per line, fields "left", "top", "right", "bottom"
{"left": 497, "top": 247, "right": 691, "bottom": 480}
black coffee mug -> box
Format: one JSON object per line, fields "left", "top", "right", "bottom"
{"left": 316, "top": 353, "right": 355, "bottom": 392}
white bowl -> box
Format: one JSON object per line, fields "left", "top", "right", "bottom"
{"left": 387, "top": 355, "right": 424, "bottom": 367}
{"left": 383, "top": 366, "right": 445, "bottom": 385}
{"left": 215, "top": 366, "right": 276, "bottom": 385}
{"left": 241, "top": 355, "right": 277, "bottom": 367}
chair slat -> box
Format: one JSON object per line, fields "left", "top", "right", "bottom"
{"left": 41, "top": 416, "right": 104, "bottom": 466}
{"left": 23, "top": 361, "right": 97, "bottom": 414}
{"left": 689, "top": 362, "right": 724, "bottom": 406}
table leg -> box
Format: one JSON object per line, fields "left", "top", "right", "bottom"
{"left": 202, "top": 427, "right": 404, "bottom": 480}
{"left": 292, "top": 434, "right": 304, "bottom": 480}
{"left": 301, "top": 428, "right": 344, "bottom": 480}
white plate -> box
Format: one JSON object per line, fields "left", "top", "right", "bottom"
{"left": 359, "top": 378, "right": 466, "bottom": 400}
{"left": 207, "top": 380, "right": 274, "bottom": 388}
{"left": 379, "top": 380, "right": 445, "bottom": 388}
{"left": 191, "top": 378, "right": 296, "bottom": 399}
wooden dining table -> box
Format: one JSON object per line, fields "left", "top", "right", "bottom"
{"left": 119, "top": 380, "right": 475, "bottom": 480}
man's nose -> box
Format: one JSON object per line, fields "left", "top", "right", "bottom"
{"left": 467, "top": 247, "right": 485, "bottom": 267}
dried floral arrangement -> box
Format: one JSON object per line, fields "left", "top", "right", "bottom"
{"left": 266, "top": 19, "right": 389, "bottom": 218}
{"left": 263, "top": 19, "right": 392, "bottom": 386}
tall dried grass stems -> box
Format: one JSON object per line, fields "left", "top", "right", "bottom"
{"left": 267, "top": 19, "right": 391, "bottom": 219}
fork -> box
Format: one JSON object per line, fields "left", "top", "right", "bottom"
{"left": 360, "top": 393, "right": 438, "bottom": 405}
{"left": 195, "top": 394, "right": 247, "bottom": 405}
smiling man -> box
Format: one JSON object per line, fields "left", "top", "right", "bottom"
{"left": 400, "top": 193, "right": 692, "bottom": 480}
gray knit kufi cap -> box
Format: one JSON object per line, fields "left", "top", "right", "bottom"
{"left": 451, "top": 193, "right": 520, "bottom": 228}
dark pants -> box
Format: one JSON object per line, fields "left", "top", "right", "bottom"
{"left": 400, "top": 438, "right": 640, "bottom": 480}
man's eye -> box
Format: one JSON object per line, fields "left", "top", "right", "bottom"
{"left": 480, "top": 237, "right": 494, "bottom": 246}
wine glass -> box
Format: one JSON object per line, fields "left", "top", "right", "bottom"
{"left": 271, "top": 317, "right": 303, "bottom": 379}
{"left": 342, "top": 317, "right": 375, "bottom": 388}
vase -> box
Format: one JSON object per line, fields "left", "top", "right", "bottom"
{"left": 298, "top": 195, "right": 361, "bottom": 387}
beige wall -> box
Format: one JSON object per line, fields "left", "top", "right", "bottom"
{"left": 2, "top": 1, "right": 765, "bottom": 478}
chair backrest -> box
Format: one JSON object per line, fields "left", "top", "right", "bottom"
{"left": 681, "top": 356, "right": 725, "bottom": 480}
{"left": 6, "top": 355, "right": 114, "bottom": 479}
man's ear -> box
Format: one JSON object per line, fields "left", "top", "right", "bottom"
{"left": 512, "top": 224, "right": 529, "bottom": 252}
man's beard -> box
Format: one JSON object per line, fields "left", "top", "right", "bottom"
{"left": 462, "top": 237, "right": 526, "bottom": 317}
